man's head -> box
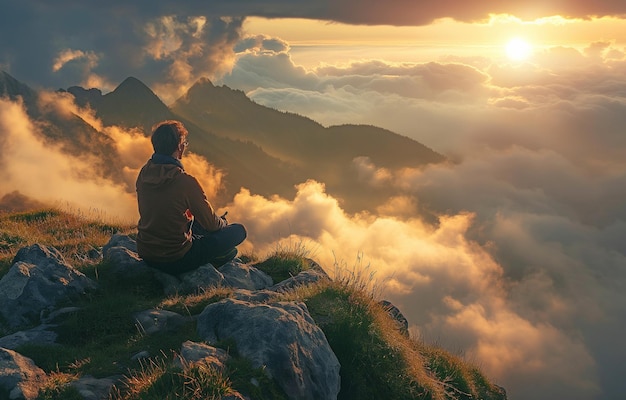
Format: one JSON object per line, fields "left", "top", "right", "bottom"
{"left": 151, "top": 120, "right": 189, "bottom": 157}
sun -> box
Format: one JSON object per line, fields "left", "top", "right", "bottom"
{"left": 506, "top": 37, "right": 533, "bottom": 61}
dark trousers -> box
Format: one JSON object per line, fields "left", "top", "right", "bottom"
{"left": 148, "top": 223, "right": 247, "bottom": 276}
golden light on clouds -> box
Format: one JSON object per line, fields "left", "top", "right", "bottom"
{"left": 244, "top": 14, "right": 626, "bottom": 68}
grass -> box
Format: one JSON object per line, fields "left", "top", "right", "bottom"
{"left": 252, "top": 239, "right": 315, "bottom": 283}
{"left": 0, "top": 207, "right": 505, "bottom": 399}
{"left": 0, "top": 207, "right": 135, "bottom": 276}
{"left": 110, "top": 353, "right": 235, "bottom": 400}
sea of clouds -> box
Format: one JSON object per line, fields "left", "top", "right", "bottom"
{"left": 2, "top": 4, "right": 626, "bottom": 398}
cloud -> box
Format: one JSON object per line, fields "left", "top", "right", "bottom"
{"left": 3, "top": 1, "right": 626, "bottom": 102}
{"left": 0, "top": 97, "right": 138, "bottom": 221}
{"left": 214, "top": 36, "right": 626, "bottom": 399}
{"left": 221, "top": 178, "right": 610, "bottom": 399}
{"left": 0, "top": 94, "right": 225, "bottom": 222}
{"left": 0, "top": 3, "right": 245, "bottom": 103}
{"left": 2, "top": 2, "right": 626, "bottom": 398}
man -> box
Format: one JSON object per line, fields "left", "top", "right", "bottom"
{"left": 136, "top": 120, "right": 246, "bottom": 275}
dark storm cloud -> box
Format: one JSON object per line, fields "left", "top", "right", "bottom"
{"left": 0, "top": 1, "right": 245, "bottom": 97}
{"left": 2, "top": 0, "right": 626, "bottom": 95}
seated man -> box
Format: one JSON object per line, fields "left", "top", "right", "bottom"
{"left": 136, "top": 119, "right": 246, "bottom": 275}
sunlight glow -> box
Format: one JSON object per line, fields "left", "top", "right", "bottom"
{"left": 506, "top": 37, "right": 533, "bottom": 61}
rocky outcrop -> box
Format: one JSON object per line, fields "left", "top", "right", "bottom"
{"left": 0, "top": 244, "right": 97, "bottom": 331}
{"left": 0, "top": 235, "right": 416, "bottom": 400}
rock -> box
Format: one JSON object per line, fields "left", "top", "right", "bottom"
{"left": 220, "top": 262, "right": 273, "bottom": 290}
{"left": 162, "top": 264, "right": 226, "bottom": 295}
{"left": 101, "top": 235, "right": 152, "bottom": 280}
{"left": 197, "top": 299, "right": 341, "bottom": 400}
{"left": 0, "top": 244, "right": 97, "bottom": 330}
{"left": 231, "top": 289, "right": 277, "bottom": 303}
{"left": 102, "top": 233, "right": 137, "bottom": 254}
{"left": 0, "top": 348, "right": 46, "bottom": 400}
{"left": 268, "top": 258, "right": 329, "bottom": 293}
{"left": 133, "top": 309, "right": 189, "bottom": 335}
{"left": 131, "top": 351, "right": 150, "bottom": 361}
{"left": 176, "top": 340, "right": 229, "bottom": 370}
{"left": 71, "top": 375, "right": 121, "bottom": 400}
{"left": 100, "top": 235, "right": 272, "bottom": 295}
{"left": 0, "top": 324, "right": 57, "bottom": 350}
{"left": 103, "top": 247, "right": 151, "bottom": 277}
{"left": 379, "top": 300, "right": 409, "bottom": 337}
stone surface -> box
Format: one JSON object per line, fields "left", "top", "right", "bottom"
{"left": 71, "top": 375, "right": 121, "bottom": 400}
{"left": 379, "top": 300, "right": 409, "bottom": 336}
{"left": 220, "top": 262, "right": 273, "bottom": 290}
{"left": 0, "top": 244, "right": 97, "bottom": 330}
{"left": 0, "top": 348, "right": 46, "bottom": 400}
{"left": 133, "top": 309, "right": 189, "bottom": 335}
{"left": 197, "top": 298, "right": 341, "bottom": 400}
{"left": 0, "top": 324, "right": 58, "bottom": 350}
{"left": 176, "top": 340, "right": 230, "bottom": 371}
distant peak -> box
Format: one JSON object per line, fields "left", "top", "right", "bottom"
{"left": 105, "top": 76, "right": 164, "bottom": 105}
{"left": 115, "top": 76, "right": 151, "bottom": 92}
{"left": 194, "top": 77, "right": 214, "bottom": 87}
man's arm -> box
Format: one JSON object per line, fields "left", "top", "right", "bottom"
{"left": 185, "top": 175, "right": 225, "bottom": 232}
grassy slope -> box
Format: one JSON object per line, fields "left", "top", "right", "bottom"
{"left": 0, "top": 209, "right": 505, "bottom": 400}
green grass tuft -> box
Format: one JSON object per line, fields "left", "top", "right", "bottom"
{"left": 253, "top": 240, "right": 314, "bottom": 283}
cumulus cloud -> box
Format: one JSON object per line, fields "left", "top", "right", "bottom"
{"left": 222, "top": 178, "right": 608, "bottom": 400}
{"left": 215, "top": 35, "right": 626, "bottom": 399}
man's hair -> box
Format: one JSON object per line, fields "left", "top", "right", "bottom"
{"left": 151, "top": 120, "right": 188, "bottom": 155}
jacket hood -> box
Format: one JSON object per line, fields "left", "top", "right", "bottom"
{"left": 136, "top": 160, "right": 182, "bottom": 189}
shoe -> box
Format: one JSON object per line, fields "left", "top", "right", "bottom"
{"left": 210, "top": 248, "right": 238, "bottom": 268}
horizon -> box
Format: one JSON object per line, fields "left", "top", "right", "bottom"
{"left": 2, "top": 2, "right": 626, "bottom": 399}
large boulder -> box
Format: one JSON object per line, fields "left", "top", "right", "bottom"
{"left": 197, "top": 299, "right": 340, "bottom": 400}
{"left": 0, "top": 244, "right": 97, "bottom": 330}
{"left": 0, "top": 348, "right": 47, "bottom": 400}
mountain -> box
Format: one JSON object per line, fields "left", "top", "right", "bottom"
{"left": 0, "top": 71, "right": 125, "bottom": 185}
{"left": 170, "top": 78, "right": 445, "bottom": 210}
{"left": 66, "top": 76, "right": 175, "bottom": 135}
{"left": 171, "top": 78, "right": 444, "bottom": 169}
{"left": 0, "top": 70, "right": 38, "bottom": 108}
{"left": 64, "top": 76, "right": 301, "bottom": 202}
{"left": 1, "top": 71, "right": 445, "bottom": 213}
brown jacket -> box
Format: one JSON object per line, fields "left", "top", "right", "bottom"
{"left": 136, "top": 159, "right": 224, "bottom": 262}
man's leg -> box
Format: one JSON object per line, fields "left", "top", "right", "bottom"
{"left": 186, "top": 223, "right": 247, "bottom": 267}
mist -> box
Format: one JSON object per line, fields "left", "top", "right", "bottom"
{"left": 215, "top": 36, "right": 626, "bottom": 400}
{"left": 0, "top": 95, "right": 225, "bottom": 222}
{"left": 2, "top": 2, "right": 626, "bottom": 398}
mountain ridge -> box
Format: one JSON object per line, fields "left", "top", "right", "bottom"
{"left": 1, "top": 70, "right": 444, "bottom": 214}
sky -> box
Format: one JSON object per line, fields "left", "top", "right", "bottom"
{"left": 2, "top": 1, "right": 626, "bottom": 399}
